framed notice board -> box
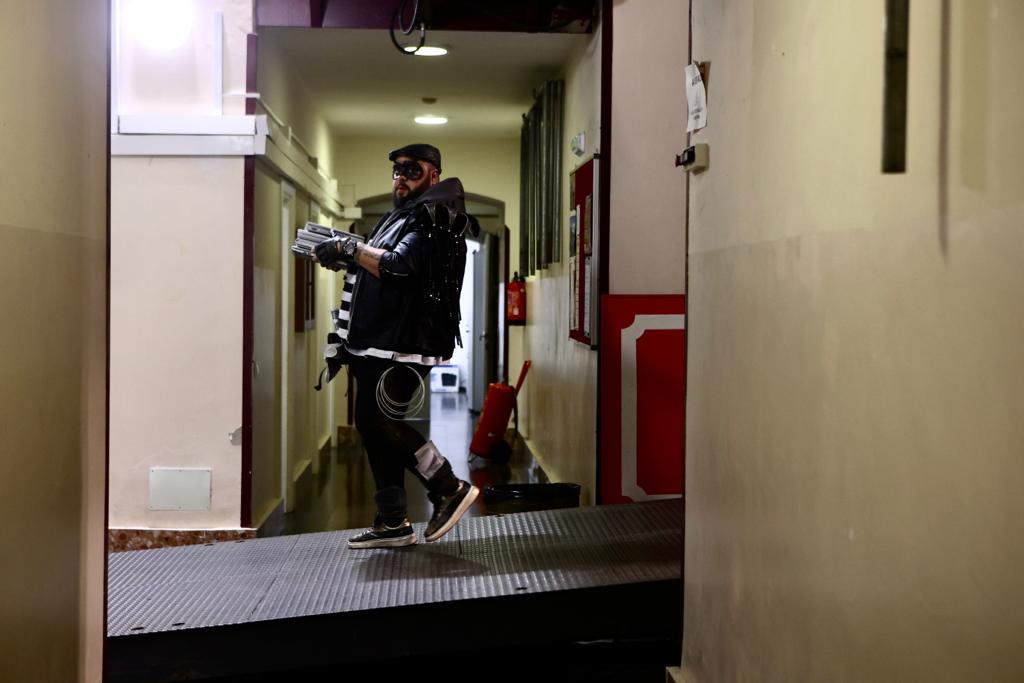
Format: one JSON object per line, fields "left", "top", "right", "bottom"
{"left": 568, "top": 154, "right": 600, "bottom": 348}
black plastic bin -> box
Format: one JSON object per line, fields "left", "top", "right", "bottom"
{"left": 482, "top": 483, "right": 581, "bottom": 515}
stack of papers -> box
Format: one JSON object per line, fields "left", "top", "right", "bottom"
{"left": 291, "top": 222, "right": 364, "bottom": 259}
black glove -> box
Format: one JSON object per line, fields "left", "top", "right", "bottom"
{"left": 314, "top": 236, "right": 354, "bottom": 269}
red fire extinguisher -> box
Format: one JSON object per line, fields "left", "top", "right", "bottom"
{"left": 470, "top": 360, "right": 532, "bottom": 463}
{"left": 507, "top": 272, "right": 526, "bottom": 326}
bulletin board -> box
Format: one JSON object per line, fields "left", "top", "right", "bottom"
{"left": 568, "top": 154, "right": 600, "bottom": 347}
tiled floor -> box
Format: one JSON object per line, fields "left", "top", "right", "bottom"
{"left": 280, "top": 391, "right": 548, "bottom": 536}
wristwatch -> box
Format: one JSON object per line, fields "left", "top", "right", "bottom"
{"left": 342, "top": 237, "right": 358, "bottom": 261}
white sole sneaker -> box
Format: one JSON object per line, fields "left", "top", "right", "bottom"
{"left": 425, "top": 485, "right": 480, "bottom": 543}
{"left": 347, "top": 532, "right": 418, "bottom": 549}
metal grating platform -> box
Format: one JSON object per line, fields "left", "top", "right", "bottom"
{"left": 107, "top": 500, "right": 682, "bottom": 681}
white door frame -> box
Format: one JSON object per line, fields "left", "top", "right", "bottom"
{"left": 309, "top": 200, "right": 337, "bottom": 458}
{"left": 280, "top": 181, "right": 296, "bottom": 512}
{"left": 471, "top": 237, "right": 491, "bottom": 413}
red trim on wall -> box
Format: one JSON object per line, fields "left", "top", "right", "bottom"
{"left": 257, "top": 0, "right": 595, "bottom": 32}
{"left": 503, "top": 225, "right": 511, "bottom": 383}
{"left": 310, "top": 0, "right": 326, "bottom": 27}
{"left": 594, "top": 0, "right": 613, "bottom": 503}
{"left": 256, "top": 0, "right": 318, "bottom": 28}
{"left": 240, "top": 33, "right": 258, "bottom": 529}
{"left": 103, "top": 0, "right": 113, "bottom": 674}
{"left": 241, "top": 156, "right": 255, "bottom": 529}
{"left": 320, "top": 2, "right": 393, "bottom": 28}
{"left": 599, "top": 295, "right": 686, "bottom": 505}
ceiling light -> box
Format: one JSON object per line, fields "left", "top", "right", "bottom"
{"left": 404, "top": 46, "right": 449, "bottom": 57}
{"left": 415, "top": 115, "right": 448, "bottom": 125}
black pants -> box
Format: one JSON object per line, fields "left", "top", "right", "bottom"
{"left": 349, "top": 355, "right": 458, "bottom": 523}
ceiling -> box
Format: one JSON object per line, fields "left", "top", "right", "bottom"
{"left": 264, "top": 28, "right": 586, "bottom": 137}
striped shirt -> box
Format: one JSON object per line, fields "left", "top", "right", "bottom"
{"left": 329, "top": 261, "right": 447, "bottom": 367}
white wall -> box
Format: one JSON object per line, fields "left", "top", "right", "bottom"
{"left": 0, "top": 2, "right": 108, "bottom": 680}
{"left": 109, "top": 4, "right": 355, "bottom": 531}
{"left": 116, "top": 0, "right": 252, "bottom": 116}
{"left": 609, "top": 0, "right": 688, "bottom": 295}
{"left": 683, "top": 1, "right": 1024, "bottom": 680}
{"left": 110, "top": 0, "right": 253, "bottom": 530}
{"left": 110, "top": 157, "right": 245, "bottom": 529}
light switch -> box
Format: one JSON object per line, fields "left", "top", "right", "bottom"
{"left": 675, "top": 144, "right": 709, "bottom": 174}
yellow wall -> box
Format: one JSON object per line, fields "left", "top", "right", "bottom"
{"left": 251, "top": 161, "right": 284, "bottom": 526}
{"left": 311, "top": 204, "right": 340, "bottom": 458}
{"left": 683, "top": 1, "right": 1024, "bottom": 680}
{"left": 258, "top": 29, "right": 342, "bottom": 181}
{"left": 288, "top": 194, "right": 325, "bottom": 484}
{"left": 332, "top": 135, "right": 519, "bottom": 228}
{"left": 0, "top": 2, "right": 107, "bottom": 680}
{"left": 517, "top": 25, "right": 603, "bottom": 502}
{"left": 248, "top": 29, "right": 348, "bottom": 524}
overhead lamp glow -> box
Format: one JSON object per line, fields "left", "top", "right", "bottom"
{"left": 404, "top": 46, "right": 449, "bottom": 57}
{"left": 125, "top": 0, "right": 194, "bottom": 52}
{"left": 415, "top": 115, "right": 448, "bottom": 125}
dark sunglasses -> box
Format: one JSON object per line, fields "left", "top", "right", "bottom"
{"left": 392, "top": 160, "right": 425, "bottom": 180}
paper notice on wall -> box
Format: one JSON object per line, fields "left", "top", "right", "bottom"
{"left": 685, "top": 63, "right": 707, "bottom": 132}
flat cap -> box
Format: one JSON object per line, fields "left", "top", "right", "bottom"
{"left": 388, "top": 143, "right": 442, "bottom": 172}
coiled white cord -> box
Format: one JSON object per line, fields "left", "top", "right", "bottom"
{"left": 375, "top": 364, "right": 426, "bottom": 420}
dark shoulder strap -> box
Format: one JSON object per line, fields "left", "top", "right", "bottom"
{"left": 366, "top": 211, "right": 392, "bottom": 241}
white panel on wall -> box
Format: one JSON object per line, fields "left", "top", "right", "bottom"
{"left": 149, "top": 468, "right": 213, "bottom": 511}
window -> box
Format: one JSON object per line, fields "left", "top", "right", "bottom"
{"left": 519, "top": 79, "right": 564, "bottom": 275}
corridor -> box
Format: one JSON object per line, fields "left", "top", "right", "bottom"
{"left": 275, "top": 391, "right": 551, "bottom": 537}
{"left": 7, "top": 0, "right": 1024, "bottom": 681}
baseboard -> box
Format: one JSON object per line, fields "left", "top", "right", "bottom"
{"left": 108, "top": 527, "right": 256, "bottom": 553}
{"left": 292, "top": 457, "right": 312, "bottom": 483}
{"left": 255, "top": 499, "right": 285, "bottom": 538}
{"left": 318, "top": 436, "right": 331, "bottom": 475}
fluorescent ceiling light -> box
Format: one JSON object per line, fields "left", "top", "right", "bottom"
{"left": 404, "top": 46, "right": 449, "bottom": 57}
{"left": 415, "top": 115, "right": 448, "bottom": 125}
{"left": 125, "top": 0, "right": 194, "bottom": 52}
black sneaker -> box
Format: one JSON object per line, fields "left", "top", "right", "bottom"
{"left": 348, "top": 517, "right": 417, "bottom": 549}
{"left": 425, "top": 481, "right": 479, "bottom": 543}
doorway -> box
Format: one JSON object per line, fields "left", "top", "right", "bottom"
{"left": 245, "top": 21, "right": 586, "bottom": 534}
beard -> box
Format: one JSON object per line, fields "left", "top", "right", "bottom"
{"left": 392, "top": 182, "right": 427, "bottom": 209}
